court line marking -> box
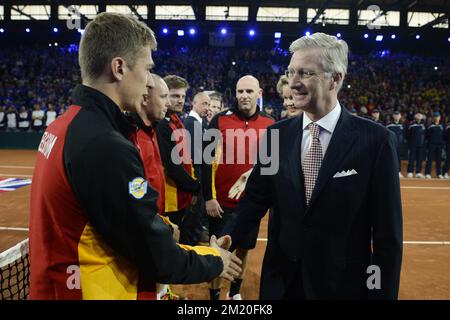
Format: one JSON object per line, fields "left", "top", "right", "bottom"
{"left": 0, "top": 229, "right": 448, "bottom": 245}
{"left": 2, "top": 176, "right": 449, "bottom": 189}
{"left": 1, "top": 171, "right": 449, "bottom": 189}
{"left": 0, "top": 165, "right": 34, "bottom": 169}
{"left": 401, "top": 186, "right": 450, "bottom": 190}
{"left": 0, "top": 227, "right": 29, "bottom": 231}
{"left": 256, "top": 238, "right": 450, "bottom": 245}
{"left": 0, "top": 173, "right": 33, "bottom": 178}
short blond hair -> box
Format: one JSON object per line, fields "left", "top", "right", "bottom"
{"left": 79, "top": 12, "right": 157, "bottom": 83}
{"left": 276, "top": 75, "right": 289, "bottom": 96}
{"left": 289, "top": 32, "right": 348, "bottom": 91}
{"left": 163, "top": 75, "right": 189, "bottom": 90}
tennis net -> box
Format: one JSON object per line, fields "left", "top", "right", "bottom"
{"left": 0, "top": 238, "right": 30, "bottom": 300}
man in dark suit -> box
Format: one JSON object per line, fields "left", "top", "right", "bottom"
{"left": 183, "top": 92, "right": 211, "bottom": 244}
{"left": 184, "top": 92, "right": 211, "bottom": 181}
{"left": 228, "top": 32, "right": 403, "bottom": 300}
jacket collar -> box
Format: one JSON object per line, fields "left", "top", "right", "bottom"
{"left": 126, "top": 112, "right": 156, "bottom": 134}
{"left": 231, "top": 104, "right": 261, "bottom": 121}
{"left": 71, "top": 84, "right": 136, "bottom": 137}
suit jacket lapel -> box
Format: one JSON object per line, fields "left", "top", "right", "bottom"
{"left": 307, "top": 108, "right": 358, "bottom": 211}
{"left": 202, "top": 118, "right": 208, "bottom": 133}
{"left": 286, "top": 115, "right": 306, "bottom": 211}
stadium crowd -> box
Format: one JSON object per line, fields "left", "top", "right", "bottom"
{"left": 1, "top": 45, "right": 448, "bottom": 128}
{"left": 0, "top": 45, "right": 449, "bottom": 178}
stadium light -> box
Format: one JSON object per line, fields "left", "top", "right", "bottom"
{"left": 189, "top": 28, "right": 196, "bottom": 35}
{"left": 249, "top": 29, "right": 255, "bottom": 37}
{"left": 0, "top": 28, "right": 4, "bottom": 33}
{"left": 177, "top": 30, "right": 184, "bottom": 36}
{"left": 376, "top": 35, "right": 383, "bottom": 42}
{"left": 274, "top": 32, "right": 281, "bottom": 39}
{"left": 221, "top": 28, "right": 227, "bottom": 35}
{"left": 364, "top": 33, "right": 369, "bottom": 39}
{"left": 54, "top": 42, "right": 58, "bottom": 46}
{"left": 305, "top": 31, "right": 311, "bottom": 36}
{"left": 434, "top": 66, "right": 438, "bottom": 70}
{"left": 26, "top": 28, "right": 30, "bottom": 33}
{"left": 416, "top": 35, "right": 420, "bottom": 39}
{"left": 336, "top": 33, "right": 341, "bottom": 38}
{"left": 53, "top": 27, "right": 58, "bottom": 33}
{"left": 232, "top": 61, "right": 236, "bottom": 66}
{"left": 162, "top": 28, "right": 168, "bottom": 34}
{"left": 49, "top": 43, "right": 52, "bottom": 47}
{"left": 448, "top": 36, "right": 450, "bottom": 42}
{"left": 391, "top": 34, "right": 396, "bottom": 39}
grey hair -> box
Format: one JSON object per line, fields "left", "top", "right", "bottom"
{"left": 289, "top": 32, "right": 348, "bottom": 92}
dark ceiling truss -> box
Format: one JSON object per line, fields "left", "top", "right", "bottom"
{"left": 11, "top": 5, "right": 37, "bottom": 20}
{"left": 128, "top": 4, "right": 143, "bottom": 21}
{"left": 308, "top": 1, "right": 330, "bottom": 26}
{"left": 0, "top": 0, "right": 448, "bottom": 25}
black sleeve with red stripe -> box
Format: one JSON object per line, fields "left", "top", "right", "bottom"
{"left": 155, "top": 118, "right": 200, "bottom": 193}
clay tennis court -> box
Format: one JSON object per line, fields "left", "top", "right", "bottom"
{"left": 1, "top": 149, "right": 449, "bottom": 300}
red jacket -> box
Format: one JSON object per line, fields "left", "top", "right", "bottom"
{"left": 203, "top": 107, "right": 274, "bottom": 208}
{"left": 129, "top": 121, "right": 165, "bottom": 215}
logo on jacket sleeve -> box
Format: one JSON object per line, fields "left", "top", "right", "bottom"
{"left": 129, "top": 177, "right": 148, "bottom": 199}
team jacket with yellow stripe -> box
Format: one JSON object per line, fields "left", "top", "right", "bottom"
{"left": 29, "top": 85, "right": 222, "bottom": 300}
{"left": 156, "top": 112, "right": 200, "bottom": 212}
{"left": 203, "top": 107, "right": 274, "bottom": 209}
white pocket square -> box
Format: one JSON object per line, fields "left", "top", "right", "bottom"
{"left": 333, "top": 169, "right": 358, "bottom": 178}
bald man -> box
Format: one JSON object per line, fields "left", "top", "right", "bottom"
{"left": 129, "top": 74, "right": 170, "bottom": 215}
{"left": 185, "top": 92, "right": 211, "bottom": 176}
{"left": 203, "top": 75, "right": 274, "bottom": 300}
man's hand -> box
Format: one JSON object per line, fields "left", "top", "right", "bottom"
{"left": 210, "top": 235, "right": 242, "bottom": 282}
{"left": 216, "top": 235, "right": 232, "bottom": 250}
{"left": 228, "top": 168, "right": 253, "bottom": 200}
{"left": 172, "top": 223, "right": 180, "bottom": 243}
{"left": 205, "top": 199, "right": 224, "bottom": 218}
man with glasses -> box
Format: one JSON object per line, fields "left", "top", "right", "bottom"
{"left": 229, "top": 32, "right": 403, "bottom": 300}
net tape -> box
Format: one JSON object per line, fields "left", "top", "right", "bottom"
{"left": 0, "top": 239, "right": 30, "bottom": 300}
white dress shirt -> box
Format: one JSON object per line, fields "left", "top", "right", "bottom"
{"left": 188, "top": 110, "right": 202, "bottom": 124}
{"left": 301, "top": 101, "right": 342, "bottom": 165}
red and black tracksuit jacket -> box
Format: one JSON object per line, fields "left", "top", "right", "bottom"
{"left": 29, "top": 85, "right": 222, "bottom": 300}
{"left": 156, "top": 112, "right": 200, "bottom": 213}
{"left": 203, "top": 107, "right": 274, "bottom": 209}
{"left": 128, "top": 115, "right": 166, "bottom": 215}
{"left": 128, "top": 115, "right": 178, "bottom": 231}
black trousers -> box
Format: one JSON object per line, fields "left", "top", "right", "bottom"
{"left": 442, "top": 144, "right": 450, "bottom": 174}
{"left": 425, "top": 144, "right": 443, "bottom": 175}
{"left": 407, "top": 145, "right": 424, "bottom": 173}
{"left": 167, "top": 204, "right": 206, "bottom": 246}
{"left": 396, "top": 145, "right": 402, "bottom": 172}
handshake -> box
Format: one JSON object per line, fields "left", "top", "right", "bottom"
{"left": 210, "top": 235, "right": 242, "bottom": 282}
